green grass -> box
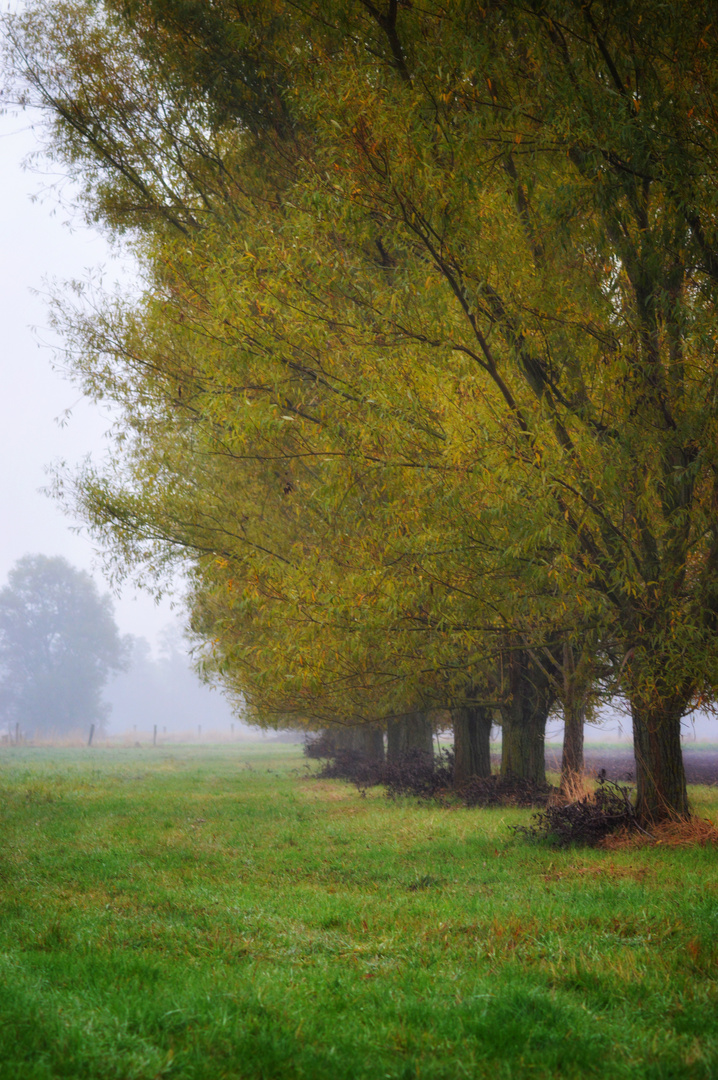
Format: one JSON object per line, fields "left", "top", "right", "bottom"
{"left": 0, "top": 743, "right": 716, "bottom": 1079}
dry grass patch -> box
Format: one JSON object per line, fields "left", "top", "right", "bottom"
{"left": 602, "top": 815, "right": 718, "bottom": 849}
{"left": 551, "top": 769, "right": 594, "bottom": 805}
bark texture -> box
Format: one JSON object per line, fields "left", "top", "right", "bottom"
{"left": 386, "top": 712, "right": 433, "bottom": 762}
{"left": 351, "top": 723, "right": 385, "bottom": 762}
{"left": 560, "top": 642, "right": 585, "bottom": 789}
{"left": 452, "top": 705, "right": 492, "bottom": 785}
{"left": 631, "top": 698, "right": 689, "bottom": 822}
{"left": 328, "top": 724, "right": 385, "bottom": 762}
{"left": 500, "top": 651, "right": 553, "bottom": 785}
{"left": 560, "top": 699, "right": 585, "bottom": 785}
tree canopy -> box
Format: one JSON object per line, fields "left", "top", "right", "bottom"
{"left": 5, "top": 0, "right": 718, "bottom": 818}
{"left": 0, "top": 555, "right": 127, "bottom": 736}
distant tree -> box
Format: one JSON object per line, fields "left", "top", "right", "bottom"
{"left": 0, "top": 555, "right": 126, "bottom": 737}
{"left": 104, "top": 626, "right": 238, "bottom": 735}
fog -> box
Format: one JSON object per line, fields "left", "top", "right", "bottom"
{"left": 0, "top": 103, "right": 178, "bottom": 650}
{"left": 545, "top": 703, "right": 717, "bottom": 744}
{"left": 102, "top": 624, "right": 260, "bottom": 740}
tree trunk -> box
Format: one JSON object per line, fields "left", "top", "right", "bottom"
{"left": 386, "top": 712, "right": 433, "bottom": 762}
{"left": 500, "top": 708, "right": 547, "bottom": 785}
{"left": 630, "top": 697, "right": 689, "bottom": 822}
{"left": 499, "top": 651, "right": 552, "bottom": 786}
{"left": 560, "top": 641, "right": 585, "bottom": 790}
{"left": 327, "top": 724, "right": 384, "bottom": 762}
{"left": 386, "top": 717, "right": 404, "bottom": 762}
{"left": 323, "top": 726, "right": 345, "bottom": 753}
{"left": 353, "top": 723, "right": 385, "bottom": 763}
{"left": 560, "top": 699, "right": 585, "bottom": 786}
{"left": 452, "top": 705, "right": 492, "bottom": 785}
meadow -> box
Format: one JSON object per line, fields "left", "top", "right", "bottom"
{"left": 0, "top": 742, "right": 716, "bottom": 1079}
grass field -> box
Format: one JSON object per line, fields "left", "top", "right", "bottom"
{"left": 0, "top": 743, "right": 716, "bottom": 1079}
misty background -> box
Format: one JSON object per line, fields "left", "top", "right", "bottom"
{"left": 0, "top": 104, "right": 257, "bottom": 738}
{"left": 102, "top": 625, "right": 247, "bottom": 739}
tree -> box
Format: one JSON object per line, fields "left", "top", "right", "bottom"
{"left": 0, "top": 555, "right": 126, "bottom": 736}
{"left": 6, "top": 1, "right": 718, "bottom": 818}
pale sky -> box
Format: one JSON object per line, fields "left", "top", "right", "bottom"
{"left": 0, "top": 106, "right": 179, "bottom": 647}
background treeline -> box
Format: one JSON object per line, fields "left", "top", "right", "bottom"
{"left": 0, "top": 555, "right": 125, "bottom": 739}
{"left": 105, "top": 630, "right": 240, "bottom": 738}
{"left": 0, "top": 554, "right": 242, "bottom": 740}
{"left": 4, "top": 1, "right": 718, "bottom": 820}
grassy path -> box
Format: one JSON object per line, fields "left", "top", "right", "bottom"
{"left": 0, "top": 744, "right": 716, "bottom": 1078}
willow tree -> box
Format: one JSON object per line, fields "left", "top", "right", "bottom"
{"left": 52, "top": 256, "right": 516, "bottom": 733}
{"left": 3, "top": 0, "right": 543, "bottom": 746}
{"left": 7, "top": 0, "right": 718, "bottom": 819}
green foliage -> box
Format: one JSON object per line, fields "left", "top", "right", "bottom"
{"left": 0, "top": 555, "right": 126, "bottom": 736}
{"left": 0, "top": 743, "right": 716, "bottom": 1078}
{"left": 5, "top": 1, "right": 718, "bottom": 814}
